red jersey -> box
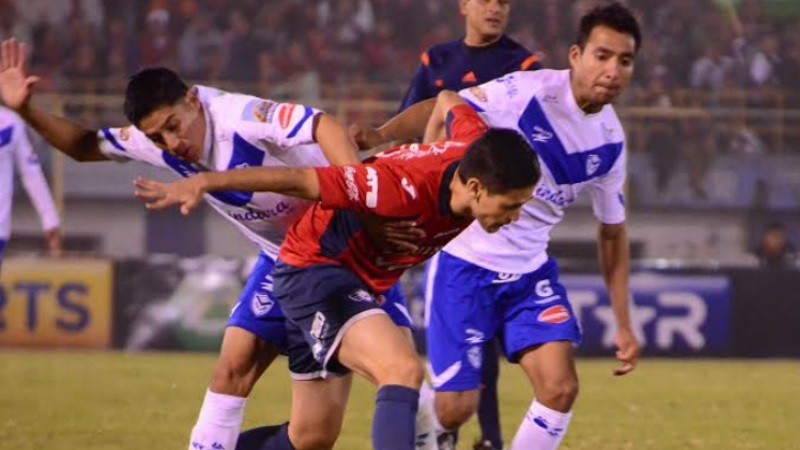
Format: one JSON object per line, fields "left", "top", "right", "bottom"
{"left": 279, "top": 105, "right": 487, "bottom": 294}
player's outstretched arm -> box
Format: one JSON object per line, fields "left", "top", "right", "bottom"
{"left": 0, "top": 39, "right": 106, "bottom": 162}
{"left": 349, "top": 97, "right": 436, "bottom": 150}
{"left": 423, "top": 90, "right": 469, "bottom": 143}
{"left": 597, "top": 221, "right": 639, "bottom": 376}
{"left": 134, "top": 167, "right": 321, "bottom": 215}
{"left": 313, "top": 113, "right": 360, "bottom": 165}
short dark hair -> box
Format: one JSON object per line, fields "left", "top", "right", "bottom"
{"left": 458, "top": 128, "right": 540, "bottom": 194}
{"left": 123, "top": 67, "right": 189, "bottom": 126}
{"left": 576, "top": 2, "right": 641, "bottom": 52}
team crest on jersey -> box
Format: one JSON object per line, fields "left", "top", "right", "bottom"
{"left": 251, "top": 293, "right": 275, "bottom": 316}
{"left": 119, "top": 126, "right": 131, "bottom": 141}
{"left": 348, "top": 289, "right": 373, "bottom": 303}
{"left": 469, "top": 86, "right": 488, "bottom": 102}
{"left": 586, "top": 154, "right": 601, "bottom": 176}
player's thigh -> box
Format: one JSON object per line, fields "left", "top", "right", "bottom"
{"left": 337, "top": 313, "right": 422, "bottom": 388}
{"left": 288, "top": 375, "right": 352, "bottom": 450}
{"left": 215, "top": 327, "right": 280, "bottom": 378}
{"left": 425, "top": 252, "right": 498, "bottom": 394}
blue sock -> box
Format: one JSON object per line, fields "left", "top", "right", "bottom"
{"left": 235, "top": 423, "right": 287, "bottom": 450}
{"left": 240, "top": 423, "right": 294, "bottom": 450}
{"left": 478, "top": 340, "right": 503, "bottom": 449}
{"left": 372, "top": 385, "right": 419, "bottom": 450}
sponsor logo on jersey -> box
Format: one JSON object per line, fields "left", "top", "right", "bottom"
{"left": 376, "top": 141, "right": 464, "bottom": 161}
{"left": 343, "top": 166, "right": 359, "bottom": 202}
{"left": 535, "top": 185, "right": 572, "bottom": 207}
{"left": 401, "top": 178, "right": 417, "bottom": 199}
{"left": 543, "top": 94, "right": 558, "bottom": 104}
{"left": 586, "top": 154, "right": 601, "bottom": 176}
{"left": 226, "top": 203, "right": 292, "bottom": 222}
{"left": 537, "top": 305, "right": 571, "bottom": 324}
{"left": 278, "top": 104, "right": 296, "bottom": 130}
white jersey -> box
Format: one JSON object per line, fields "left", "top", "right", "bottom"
{"left": 0, "top": 106, "right": 60, "bottom": 240}
{"left": 445, "top": 69, "right": 627, "bottom": 273}
{"left": 97, "top": 86, "right": 330, "bottom": 257}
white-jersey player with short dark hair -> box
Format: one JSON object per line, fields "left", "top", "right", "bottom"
{"left": 0, "top": 41, "right": 412, "bottom": 450}
{"left": 363, "top": 4, "right": 643, "bottom": 450}
{"left": 0, "top": 105, "right": 61, "bottom": 266}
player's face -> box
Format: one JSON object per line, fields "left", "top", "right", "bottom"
{"left": 470, "top": 185, "right": 532, "bottom": 233}
{"left": 138, "top": 93, "right": 206, "bottom": 163}
{"left": 461, "top": 0, "right": 510, "bottom": 40}
{"left": 569, "top": 25, "right": 636, "bottom": 109}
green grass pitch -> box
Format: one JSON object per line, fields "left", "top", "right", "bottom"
{"left": 1, "top": 351, "right": 798, "bottom": 449}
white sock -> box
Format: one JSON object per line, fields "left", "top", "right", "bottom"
{"left": 509, "top": 400, "right": 572, "bottom": 450}
{"left": 188, "top": 389, "right": 247, "bottom": 450}
{"left": 415, "top": 380, "right": 439, "bottom": 450}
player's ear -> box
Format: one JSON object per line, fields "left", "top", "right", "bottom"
{"left": 459, "top": 0, "right": 469, "bottom": 16}
{"left": 466, "top": 177, "right": 483, "bottom": 200}
{"left": 185, "top": 87, "right": 200, "bottom": 110}
{"left": 568, "top": 44, "right": 582, "bottom": 67}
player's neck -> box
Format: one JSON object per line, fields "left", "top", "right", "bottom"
{"left": 463, "top": 31, "right": 502, "bottom": 48}
{"left": 569, "top": 75, "right": 604, "bottom": 115}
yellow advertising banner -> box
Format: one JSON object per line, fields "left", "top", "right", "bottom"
{"left": 0, "top": 258, "right": 113, "bottom": 348}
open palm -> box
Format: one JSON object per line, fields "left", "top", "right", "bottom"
{"left": 0, "top": 39, "right": 40, "bottom": 110}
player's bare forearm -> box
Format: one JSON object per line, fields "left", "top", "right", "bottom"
{"left": 313, "top": 114, "right": 360, "bottom": 165}
{"left": 423, "top": 91, "right": 467, "bottom": 143}
{"left": 18, "top": 104, "right": 107, "bottom": 162}
{"left": 375, "top": 97, "right": 436, "bottom": 143}
{"left": 200, "top": 167, "right": 321, "bottom": 201}
{"left": 597, "top": 222, "right": 632, "bottom": 329}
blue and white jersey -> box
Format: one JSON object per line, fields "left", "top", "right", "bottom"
{"left": 97, "top": 86, "right": 329, "bottom": 257}
{"left": 0, "top": 106, "right": 60, "bottom": 240}
{"left": 447, "top": 69, "right": 627, "bottom": 274}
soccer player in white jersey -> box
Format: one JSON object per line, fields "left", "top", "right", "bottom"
{"left": 362, "top": 3, "right": 641, "bottom": 449}
{"left": 0, "top": 105, "right": 61, "bottom": 269}
{"left": 0, "top": 40, "right": 415, "bottom": 450}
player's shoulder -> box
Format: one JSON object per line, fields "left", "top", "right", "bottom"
{"left": 497, "top": 35, "right": 531, "bottom": 55}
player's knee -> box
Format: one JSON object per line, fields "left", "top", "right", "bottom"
{"left": 537, "top": 377, "right": 579, "bottom": 410}
{"left": 289, "top": 422, "right": 338, "bottom": 450}
{"left": 209, "top": 355, "right": 258, "bottom": 397}
{"left": 435, "top": 392, "right": 479, "bottom": 429}
{"left": 376, "top": 354, "right": 424, "bottom": 389}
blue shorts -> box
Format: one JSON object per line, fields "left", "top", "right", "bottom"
{"left": 425, "top": 251, "right": 581, "bottom": 392}
{"left": 272, "top": 261, "right": 410, "bottom": 379}
{"left": 228, "top": 253, "right": 411, "bottom": 356}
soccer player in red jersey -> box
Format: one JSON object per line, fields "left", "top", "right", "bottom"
{"left": 136, "top": 91, "right": 540, "bottom": 450}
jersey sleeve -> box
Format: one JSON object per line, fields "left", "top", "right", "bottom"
{"left": 97, "top": 125, "right": 165, "bottom": 165}
{"left": 12, "top": 123, "right": 60, "bottom": 231}
{"left": 315, "top": 163, "right": 418, "bottom": 216}
{"left": 587, "top": 142, "right": 627, "bottom": 225}
{"left": 234, "top": 99, "right": 323, "bottom": 148}
{"left": 458, "top": 72, "right": 532, "bottom": 116}
{"left": 398, "top": 54, "right": 434, "bottom": 112}
{"left": 446, "top": 105, "right": 488, "bottom": 142}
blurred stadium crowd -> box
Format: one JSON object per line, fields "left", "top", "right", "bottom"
{"left": 1, "top": 0, "right": 798, "bottom": 94}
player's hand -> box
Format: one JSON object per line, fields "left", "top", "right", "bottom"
{"left": 349, "top": 122, "right": 384, "bottom": 150}
{"left": 134, "top": 176, "right": 205, "bottom": 216}
{"left": 44, "top": 228, "right": 63, "bottom": 257}
{"left": 358, "top": 214, "right": 426, "bottom": 253}
{"left": 0, "top": 39, "right": 40, "bottom": 111}
{"left": 613, "top": 326, "right": 639, "bottom": 376}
